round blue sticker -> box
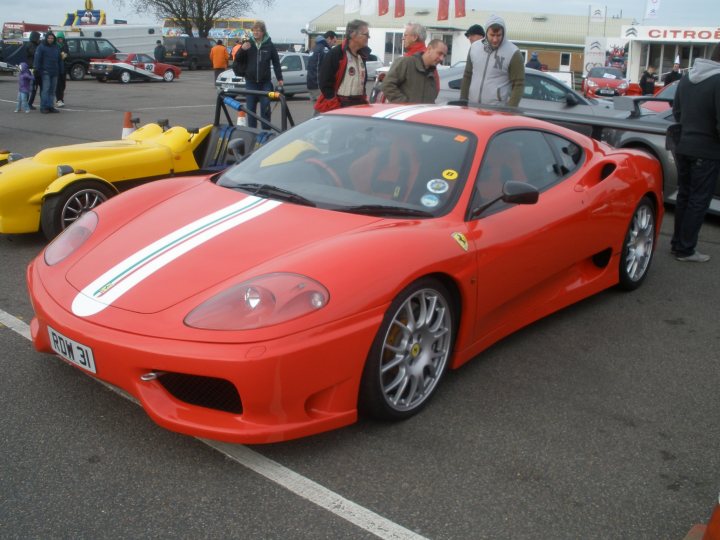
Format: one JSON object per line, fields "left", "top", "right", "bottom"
{"left": 421, "top": 194, "right": 440, "bottom": 207}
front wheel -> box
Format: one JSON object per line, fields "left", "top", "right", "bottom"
{"left": 359, "top": 278, "right": 456, "bottom": 420}
{"left": 618, "top": 196, "right": 656, "bottom": 290}
{"left": 41, "top": 182, "right": 114, "bottom": 240}
{"left": 120, "top": 71, "right": 132, "bottom": 84}
{"left": 162, "top": 69, "right": 175, "bottom": 82}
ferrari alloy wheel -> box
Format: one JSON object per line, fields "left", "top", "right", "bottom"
{"left": 41, "top": 182, "right": 114, "bottom": 240}
{"left": 360, "top": 279, "right": 456, "bottom": 420}
{"left": 619, "top": 196, "right": 656, "bottom": 290}
{"left": 163, "top": 70, "right": 175, "bottom": 82}
{"left": 120, "top": 71, "right": 132, "bottom": 84}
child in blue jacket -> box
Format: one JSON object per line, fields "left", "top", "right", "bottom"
{"left": 15, "top": 62, "right": 33, "bottom": 113}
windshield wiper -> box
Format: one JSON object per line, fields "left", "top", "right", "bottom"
{"left": 234, "top": 183, "right": 316, "bottom": 207}
{"left": 341, "top": 204, "right": 433, "bottom": 218}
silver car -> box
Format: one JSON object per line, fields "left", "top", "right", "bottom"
{"left": 215, "top": 52, "right": 310, "bottom": 98}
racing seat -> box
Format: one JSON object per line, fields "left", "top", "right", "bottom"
{"left": 198, "top": 126, "right": 264, "bottom": 169}
{"left": 348, "top": 139, "right": 420, "bottom": 201}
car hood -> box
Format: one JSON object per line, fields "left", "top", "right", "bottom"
{"left": 33, "top": 139, "right": 163, "bottom": 167}
{"left": 66, "top": 182, "right": 381, "bottom": 316}
{"left": 589, "top": 77, "right": 624, "bottom": 86}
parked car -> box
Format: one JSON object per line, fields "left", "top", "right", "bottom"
{"left": 89, "top": 52, "right": 181, "bottom": 83}
{"left": 0, "top": 90, "right": 292, "bottom": 239}
{"left": 162, "top": 36, "right": 214, "bottom": 70}
{"left": 365, "top": 53, "right": 384, "bottom": 80}
{"left": 215, "top": 52, "right": 311, "bottom": 97}
{"left": 641, "top": 80, "right": 677, "bottom": 113}
{"left": 582, "top": 66, "right": 629, "bottom": 98}
{"left": 65, "top": 36, "right": 119, "bottom": 80}
{"left": 27, "top": 103, "right": 663, "bottom": 444}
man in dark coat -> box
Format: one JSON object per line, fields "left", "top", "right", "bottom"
{"left": 670, "top": 45, "right": 720, "bottom": 262}
{"left": 33, "top": 32, "right": 63, "bottom": 113}
{"left": 307, "top": 31, "right": 337, "bottom": 103}
{"left": 26, "top": 31, "right": 41, "bottom": 110}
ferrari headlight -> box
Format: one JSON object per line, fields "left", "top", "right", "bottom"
{"left": 44, "top": 211, "right": 98, "bottom": 266}
{"left": 184, "top": 272, "right": 329, "bottom": 330}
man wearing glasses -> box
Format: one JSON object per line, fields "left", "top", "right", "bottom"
{"left": 315, "top": 19, "right": 371, "bottom": 112}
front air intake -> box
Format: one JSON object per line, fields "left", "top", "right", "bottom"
{"left": 157, "top": 372, "right": 242, "bottom": 414}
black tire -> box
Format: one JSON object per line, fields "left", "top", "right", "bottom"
{"left": 618, "top": 196, "right": 656, "bottom": 291}
{"left": 69, "top": 63, "right": 86, "bottom": 81}
{"left": 359, "top": 278, "right": 456, "bottom": 420}
{"left": 41, "top": 182, "right": 114, "bottom": 240}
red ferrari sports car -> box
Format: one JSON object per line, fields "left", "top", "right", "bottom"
{"left": 89, "top": 53, "right": 181, "bottom": 83}
{"left": 27, "top": 104, "right": 663, "bottom": 444}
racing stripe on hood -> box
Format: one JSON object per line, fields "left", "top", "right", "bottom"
{"left": 71, "top": 196, "right": 281, "bottom": 317}
{"left": 372, "top": 105, "right": 457, "bottom": 120}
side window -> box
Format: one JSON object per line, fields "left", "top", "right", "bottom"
{"left": 473, "top": 130, "right": 561, "bottom": 209}
{"left": 538, "top": 78, "right": 568, "bottom": 102}
{"left": 545, "top": 133, "right": 583, "bottom": 176}
{"left": 97, "top": 40, "right": 115, "bottom": 57}
{"left": 81, "top": 40, "right": 97, "bottom": 54}
{"left": 67, "top": 39, "right": 78, "bottom": 54}
{"left": 282, "top": 55, "right": 301, "bottom": 71}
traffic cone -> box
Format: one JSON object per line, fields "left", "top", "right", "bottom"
{"left": 236, "top": 109, "right": 247, "bottom": 127}
{"left": 121, "top": 111, "right": 136, "bottom": 139}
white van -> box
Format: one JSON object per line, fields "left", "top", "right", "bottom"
{"left": 50, "top": 24, "right": 162, "bottom": 55}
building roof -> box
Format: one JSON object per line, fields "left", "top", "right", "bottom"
{"left": 308, "top": 4, "right": 632, "bottom": 47}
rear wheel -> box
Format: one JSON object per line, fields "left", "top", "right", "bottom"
{"left": 618, "top": 196, "right": 656, "bottom": 290}
{"left": 41, "top": 182, "right": 114, "bottom": 240}
{"left": 163, "top": 69, "right": 175, "bottom": 82}
{"left": 359, "top": 278, "right": 456, "bottom": 420}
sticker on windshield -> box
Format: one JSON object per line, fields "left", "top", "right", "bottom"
{"left": 421, "top": 194, "right": 440, "bottom": 207}
{"left": 427, "top": 179, "right": 449, "bottom": 194}
{"left": 442, "top": 169, "right": 458, "bottom": 180}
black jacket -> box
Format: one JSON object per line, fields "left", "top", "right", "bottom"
{"left": 672, "top": 58, "right": 720, "bottom": 160}
{"left": 307, "top": 36, "right": 330, "bottom": 90}
{"left": 639, "top": 70, "right": 657, "bottom": 94}
{"left": 234, "top": 36, "right": 282, "bottom": 84}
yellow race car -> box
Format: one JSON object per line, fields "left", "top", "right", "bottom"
{"left": 0, "top": 90, "right": 292, "bottom": 239}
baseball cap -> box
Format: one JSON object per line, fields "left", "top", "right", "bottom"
{"left": 464, "top": 24, "right": 485, "bottom": 37}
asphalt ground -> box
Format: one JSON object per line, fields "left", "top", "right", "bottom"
{"left": 0, "top": 70, "right": 719, "bottom": 539}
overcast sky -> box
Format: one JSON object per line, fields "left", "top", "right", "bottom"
{"left": 8, "top": 0, "right": 717, "bottom": 42}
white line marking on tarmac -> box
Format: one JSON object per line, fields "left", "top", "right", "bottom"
{"left": 0, "top": 307, "right": 427, "bottom": 540}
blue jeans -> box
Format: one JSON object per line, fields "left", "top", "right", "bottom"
{"left": 16, "top": 91, "right": 29, "bottom": 112}
{"left": 245, "top": 80, "right": 273, "bottom": 129}
{"left": 40, "top": 72, "right": 58, "bottom": 111}
{"left": 671, "top": 154, "right": 720, "bottom": 256}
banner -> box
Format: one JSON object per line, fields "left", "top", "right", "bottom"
{"left": 360, "top": 0, "right": 376, "bottom": 15}
{"left": 345, "top": 0, "right": 360, "bottom": 13}
{"left": 644, "top": 0, "right": 660, "bottom": 18}
{"left": 589, "top": 5, "right": 605, "bottom": 23}
{"left": 379, "top": 0, "right": 389, "bottom": 16}
{"left": 455, "top": 0, "right": 466, "bottom": 18}
{"left": 395, "top": 0, "right": 405, "bottom": 17}
{"left": 438, "top": 0, "right": 449, "bottom": 21}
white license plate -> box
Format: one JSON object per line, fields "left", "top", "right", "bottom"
{"left": 48, "top": 326, "right": 96, "bottom": 374}
{"left": 599, "top": 89, "right": 614, "bottom": 95}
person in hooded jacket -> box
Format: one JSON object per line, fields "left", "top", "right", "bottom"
{"left": 34, "top": 32, "right": 63, "bottom": 113}
{"left": 459, "top": 14, "right": 525, "bottom": 107}
{"left": 26, "top": 31, "right": 41, "bottom": 110}
{"left": 234, "top": 20, "right": 283, "bottom": 129}
{"left": 669, "top": 45, "right": 720, "bottom": 263}
{"left": 55, "top": 31, "right": 69, "bottom": 108}
{"left": 15, "top": 62, "right": 33, "bottom": 113}
{"left": 307, "top": 31, "right": 337, "bottom": 103}
{"left": 525, "top": 51, "right": 542, "bottom": 70}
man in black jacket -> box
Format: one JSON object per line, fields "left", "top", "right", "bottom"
{"left": 234, "top": 20, "right": 283, "bottom": 129}
{"left": 670, "top": 45, "right": 720, "bottom": 262}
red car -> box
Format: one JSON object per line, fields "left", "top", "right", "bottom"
{"left": 89, "top": 52, "right": 181, "bottom": 83}
{"left": 583, "top": 66, "right": 629, "bottom": 98}
{"left": 27, "top": 104, "right": 663, "bottom": 444}
{"left": 642, "top": 80, "right": 678, "bottom": 113}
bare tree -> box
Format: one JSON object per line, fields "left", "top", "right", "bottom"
{"left": 113, "top": 0, "right": 274, "bottom": 37}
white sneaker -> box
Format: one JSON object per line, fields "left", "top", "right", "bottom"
{"left": 675, "top": 250, "right": 711, "bottom": 263}
{"left": 55, "top": 100, "right": 64, "bottom": 108}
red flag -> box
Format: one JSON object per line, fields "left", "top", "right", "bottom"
{"left": 379, "top": 0, "right": 389, "bottom": 15}
{"left": 395, "top": 0, "right": 405, "bottom": 17}
{"left": 455, "top": 0, "right": 466, "bottom": 17}
{"left": 438, "top": 0, "right": 449, "bottom": 20}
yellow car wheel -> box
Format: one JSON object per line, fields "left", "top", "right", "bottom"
{"left": 41, "top": 181, "right": 114, "bottom": 240}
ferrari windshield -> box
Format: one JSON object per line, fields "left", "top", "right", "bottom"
{"left": 217, "top": 115, "right": 475, "bottom": 218}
